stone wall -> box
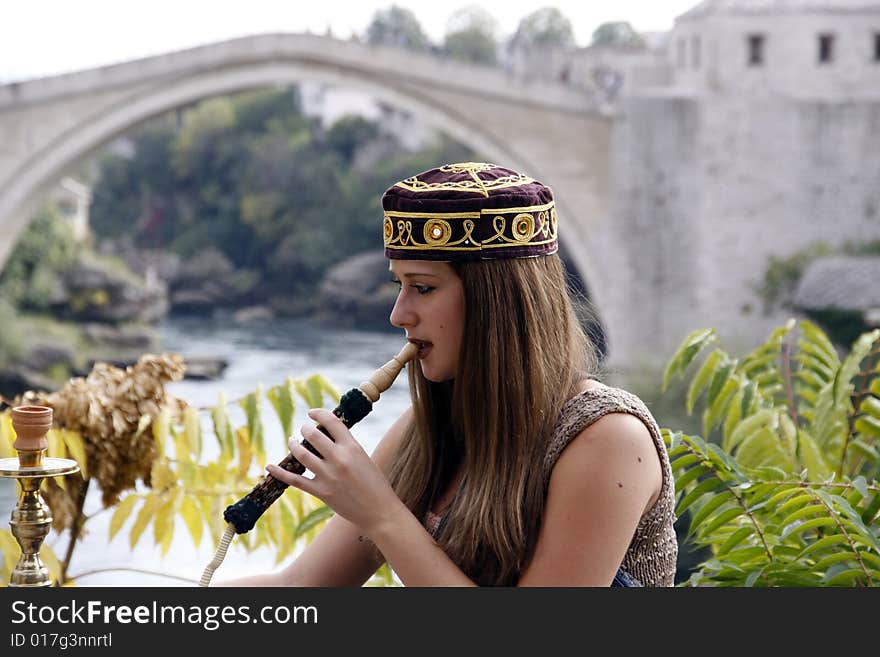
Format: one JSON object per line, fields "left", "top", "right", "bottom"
{"left": 612, "top": 90, "right": 880, "bottom": 369}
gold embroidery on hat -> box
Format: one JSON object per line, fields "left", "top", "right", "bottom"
{"left": 385, "top": 211, "right": 480, "bottom": 219}
{"left": 395, "top": 174, "right": 533, "bottom": 194}
{"left": 424, "top": 219, "right": 452, "bottom": 246}
{"left": 488, "top": 216, "right": 507, "bottom": 243}
{"left": 394, "top": 162, "right": 535, "bottom": 195}
{"left": 513, "top": 213, "right": 535, "bottom": 242}
{"left": 396, "top": 220, "right": 413, "bottom": 246}
{"left": 485, "top": 214, "right": 538, "bottom": 245}
{"left": 384, "top": 203, "right": 556, "bottom": 252}
{"left": 440, "top": 162, "right": 495, "bottom": 174}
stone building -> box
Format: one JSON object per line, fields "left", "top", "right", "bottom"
{"left": 607, "top": 0, "right": 880, "bottom": 364}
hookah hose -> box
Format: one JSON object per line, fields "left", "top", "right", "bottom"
{"left": 199, "top": 341, "right": 418, "bottom": 587}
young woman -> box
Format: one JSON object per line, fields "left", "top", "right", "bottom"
{"left": 220, "top": 163, "right": 677, "bottom": 587}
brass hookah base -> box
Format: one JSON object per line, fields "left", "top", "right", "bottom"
{"left": 0, "top": 406, "right": 79, "bottom": 587}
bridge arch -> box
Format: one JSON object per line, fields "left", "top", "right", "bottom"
{"left": 0, "top": 35, "right": 617, "bottom": 362}
{"left": 4, "top": 66, "right": 527, "bottom": 250}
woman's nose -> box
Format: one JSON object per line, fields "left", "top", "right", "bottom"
{"left": 390, "top": 292, "right": 416, "bottom": 329}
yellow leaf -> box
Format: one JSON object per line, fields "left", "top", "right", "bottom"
{"left": 277, "top": 495, "right": 295, "bottom": 560}
{"left": 152, "top": 407, "right": 170, "bottom": 458}
{"left": 110, "top": 495, "right": 140, "bottom": 541}
{"left": 211, "top": 392, "right": 234, "bottom": 460}
{"left": 179, "top": 495, "right": 203, "bottom": 549}
{"left": 266, "top": 499, "right": 281, "bottom": 548}
{"left": 61, "top": 430, "right": 88, "bottom": 479}
{"left": 129, "top": 494, "right": 160, "bottom": 550}
{"left": 46, "top": 428, "right": 64, "bottom": 459}
{"left": 0, "top": 412, "right": 14, "bottom": 458}
{"left": 236, "top": 426, "right": 253, "bottom": 478}
{"left": 38, "top": 543, "right": 63, "bottom": 585}
{"left": 0, "top": 529, "right": 19, "bottom": 579}
{"left": 150, "top": 459, "right": 177, "bottom": 492}
{"left": 153, "top": 493, "right": 178, "bottom": 556}
{"left": 183, "top": 406, "right": 202, "bottom": 461}
{"left": 173, "top": 433, "right": 191, "bottom": 465}
{"left": 178, "top": 461, "right": 197, "bottom": 487}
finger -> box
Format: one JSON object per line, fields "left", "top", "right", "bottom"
{"left": 299, "top": 422, "right": 336, "bottom": 456}
{"left": 308, "top": 409, "right": 352, "bottom": 444}
{"left": 288, "top": 437, "right": 326, "bottom": 475}
{"left": 266, "top": 464, "right": 319, "bottom": 498}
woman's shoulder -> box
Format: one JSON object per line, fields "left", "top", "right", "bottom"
{"left": 543, "top": 380, "right": 665, "bottom": 484}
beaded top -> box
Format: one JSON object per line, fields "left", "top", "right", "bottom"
{"left": 543, "top": 385, "right": 678, "bottom": 587}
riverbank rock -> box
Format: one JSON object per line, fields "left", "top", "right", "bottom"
{"left": 233, "top": 305, "right": 275, "bottom": 324}
{"left": 57, "top": 258, "right": 168, "bottom": 324}
{"left": 315, "top": 250, "right": 397, "bottom": 331}
{"left": 180, "top": 356, "right": 228, "bottom": 380}
{"left": 0, "top": 367, "right": 58, "bottom": 399}
{"left": 169, "top": 247, "right": 259, "bottom": 314}
{"left": 24, "top": 343, "right": 77, "bottom": 373}
{"left": 99, "top": 238, "right": 182, "bottom": 284}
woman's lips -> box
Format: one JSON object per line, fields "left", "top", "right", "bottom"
{"left": 410, "top": 340, "right": 433, "bottom": 359}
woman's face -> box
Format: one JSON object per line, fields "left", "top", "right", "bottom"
{"left": 389, "top": 260, "right": 465, "bottom": 382}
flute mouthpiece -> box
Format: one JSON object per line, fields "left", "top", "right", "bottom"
{"left": 398, "top": 341, "right": 419, "bottom": 363}
{"left": 359, "top": 341, "right": 418, "bottom": 402}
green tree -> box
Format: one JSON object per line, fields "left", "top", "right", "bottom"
{"left": 0, "top": 202, "right": 79, "bottom": 311}
{"left": 324, "top": 115, "right": 381, "bottom": 162}
{"left": 365, "top": 5, "right": 430, "bottom": 52}
{"left": 663, "top": 319, "right": 880, "bottom": 586}
{"left": 443, "top": 4, "right": 499, "bottom": 65}
{"left": 510, "top": 7, "right": 575, "bottom": 50}
{"left": 591, "top": 21, "right": 645, "bottom": 49}
{"left": 90, "top": 119, "right": 180, "bottom": 249}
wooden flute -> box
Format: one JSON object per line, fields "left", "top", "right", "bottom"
{"left": 223, "top": 341, "right": 418, "bottom": 534}
{"left": 199, "top": 341, "right": 418, "bottom": 587}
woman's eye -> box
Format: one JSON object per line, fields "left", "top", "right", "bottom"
{"left": 389, "top": 279, "right": 433, "bottom": 295}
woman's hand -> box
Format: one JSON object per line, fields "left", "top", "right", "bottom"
{"left": 266, "top": 408, "right": 404, "bottom": 534}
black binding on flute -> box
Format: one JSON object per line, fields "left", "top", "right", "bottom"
{"left": 223, "top": 388, "right": 372, "bottom": 533}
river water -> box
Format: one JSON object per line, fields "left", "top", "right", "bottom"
{"left": 1, "top": 316, "right": 413, "bottom": 587}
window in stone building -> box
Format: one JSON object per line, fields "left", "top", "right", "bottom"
{"left": 747, "top": 34, "right": 765, "bottom": 66}
{"left": 818, "top": 33, "right": 835, "bottom": 64}
{"left": 874, "top": 33, "right": 880, "bottom": 62}
{"left": 677, "top": 37, "right": 687, "bottom": 67}
{"left": 692, "top": 35, "right": 701, "bottom": 68}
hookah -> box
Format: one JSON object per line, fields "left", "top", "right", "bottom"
{"left": 0, "top": 405, "right": 79, "bottom": 587}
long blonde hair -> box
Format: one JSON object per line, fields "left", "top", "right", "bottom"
{"left": 386, "top": 254, "right": 600, "bottom": 585}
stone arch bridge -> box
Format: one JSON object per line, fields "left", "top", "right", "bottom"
{"left": 0, "top": 34, "right": 644, "bottom": 369}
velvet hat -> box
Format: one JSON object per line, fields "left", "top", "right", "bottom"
{"left": 382, "top": 162, "right": 558, "bottom": 261}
